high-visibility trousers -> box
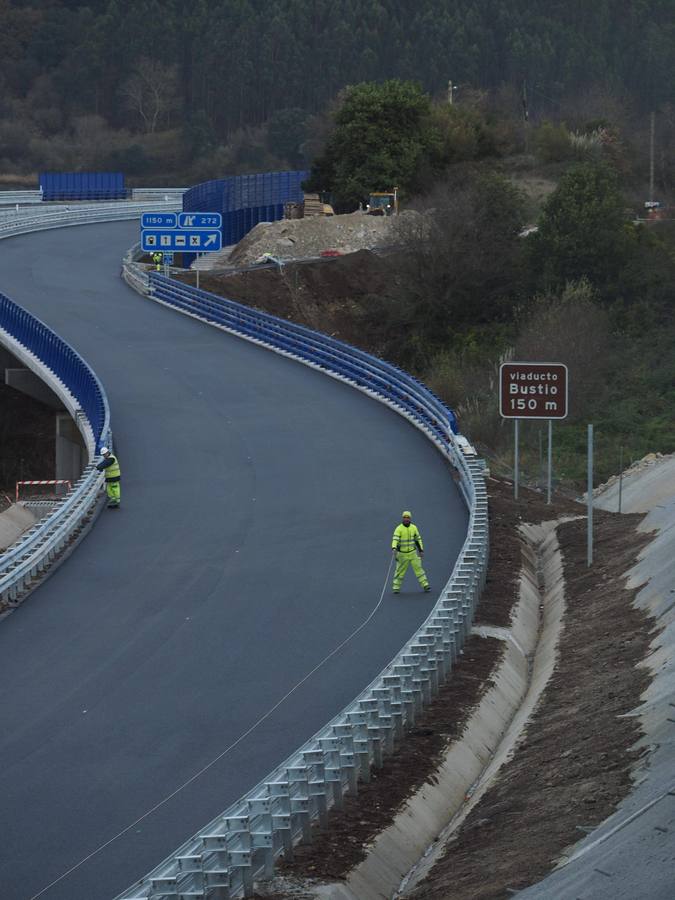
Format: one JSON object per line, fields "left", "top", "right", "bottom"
{"left": 106, "top": 481, "right": 121, "bottom": 506}
{"left": 393, "top": 551, "right": 428, "bottom": 591}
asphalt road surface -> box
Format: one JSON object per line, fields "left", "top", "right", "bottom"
{"left": 0, "top": 222, "right": 468, "bottom": 900}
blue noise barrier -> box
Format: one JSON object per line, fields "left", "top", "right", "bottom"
{"left": 39, "top": 172, "right": 126, "bottom": 202}
{"left": 0, "top": 291, "right": 108, "bottom": 447}
{"left": 183, "top": 171, "right": 307, "bottom": 248}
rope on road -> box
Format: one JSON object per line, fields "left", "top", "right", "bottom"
{"left": 30, "top": 554, "right": 396, "bottom": 899}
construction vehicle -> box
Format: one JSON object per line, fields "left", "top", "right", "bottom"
{"left": 303, "top": 192, "right": 335, "bottom": 216}
{"left": 366, "top": 189, "right": 399, "bottom": 216}
{"left": 284, "top": 192, "right": 335, "bottom": 219}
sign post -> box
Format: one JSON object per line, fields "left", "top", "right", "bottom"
{"left": 547, "top": 418, "right": 553, "bottom": 504}
{"left": 514, "top": 419, "right": 520, "bottom": 499}
{"left": 499, "top": 361, "right": 569, "bottom": 500}
{"left": 587, "top": 424, "right": 594, "bottom": 566}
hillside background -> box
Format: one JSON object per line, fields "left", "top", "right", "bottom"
{"left": 1, "top": 0, "right": 674, "bottom": 492}
{"left": 0, "top": 0, "right": 673, "bottom": 184}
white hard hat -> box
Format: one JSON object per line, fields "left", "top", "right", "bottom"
{"left": 100, "top": 446, "right": 110, "bottom": 455}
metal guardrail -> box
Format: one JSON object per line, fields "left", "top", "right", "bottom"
{"left": 0, "top": 200, "right": 182, "bottom": 237}
{"left": 121, "top": 242, "right": 151, "bottom": 294}
{"left": 0, "top": 189, "right": 44, "bottom": 205}
{"left": 131, "top": 187, "right": 188, "bottom": 200}
{"left": 0, "top": 463, "right": 103, "bottom": 605}
{"left": 113, "top": 272, "right": 488, "bottom": 899}
{"left": 0, "top": 189, "right": 187, "bottom": 205}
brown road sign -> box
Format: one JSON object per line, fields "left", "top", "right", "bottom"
{"left": 500, "top": 362, "right": 568, "bottom": 419}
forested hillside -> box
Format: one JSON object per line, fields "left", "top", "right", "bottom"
{"left": 0, "top": 0, "right": 673, "bottom": 180}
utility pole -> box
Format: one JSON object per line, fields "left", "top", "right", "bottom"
{"left": 514, "top": 419, "right": 520, "bottom": 500}
{"left": 587, "top": 424, "right": 594, "bottom": 566}
{"left": 522, "top": 79, "right": 530, "bottom": 153}
{"left": 649, "top": 111, "right": 655, "bottom": 204}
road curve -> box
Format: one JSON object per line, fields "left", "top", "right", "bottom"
{"left": 0, "top": 222, "right": 468, "bottom": 900}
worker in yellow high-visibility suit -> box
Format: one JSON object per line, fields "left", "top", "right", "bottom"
{"left": 96, "top": 446, "right": 121, "bottom": 509}
{"left": 391, "top": 510, "right": 430, "bottom": 594}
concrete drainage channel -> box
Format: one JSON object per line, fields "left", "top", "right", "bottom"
{"left": 276, "top": 518, "right": 574, "bottom": 900}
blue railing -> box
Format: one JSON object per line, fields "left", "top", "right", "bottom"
{"left": 0, "top": 288, "right": 112, "bottom": 606}
{"left": 148, "top": 274, "right": 458, "bottom": 440}
{"left": 0, "top": 291, "right": 109, "bottom": 448}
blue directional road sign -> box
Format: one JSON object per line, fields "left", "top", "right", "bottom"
{"left": 141, "top": 229, "right": 222, "bottom": 253}
{"left": 178, "top": 212, "right": 222, "bottom": 229}
{"left": 141, "top": 212, "right": 177, "bottom": 228}
{"left": 141, "top": 209, "right": 223, "bottom": 255}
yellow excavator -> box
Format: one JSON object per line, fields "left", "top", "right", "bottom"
{"left": 366, "top": 188, "right": 399, "bottom": 216}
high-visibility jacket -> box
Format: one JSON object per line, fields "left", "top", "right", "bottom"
{"left": 392, "top": 522, "right": 423, "bottom": 554}
{"left": 98, "top": 455, "right": 121, "bottom": 482}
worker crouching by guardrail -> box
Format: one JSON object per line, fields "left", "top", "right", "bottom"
{"left": 96, "top": 446, "right": 121, "bottom": 509}
{"left": 391, "top": 510, "right": 430, "bottom": 594}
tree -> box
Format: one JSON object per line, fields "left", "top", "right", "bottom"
{"left": 305, "top": 80, "right": 439, "bottom": 208}
{"left": 266, "top": 107, "right": 308, "bottom": 167}
{"left": 529, "top": 162, "right": 631, "bottom": 294}
{"left": 360, "top": 169, "right": 527, "bottom": 369}
{"left": 534, "top": 121, "right": 573, "bottom": 163}
{"left": 181, "top": 109, "right": 217, "bottom": 160}
{"left": 120, "top": 58, "right": 179, "bottom": 134}
{"left": 514, "top": 279, "right": 615, "bottom": 419}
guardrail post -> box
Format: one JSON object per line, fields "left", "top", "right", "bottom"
{"left": 392, "top": 663, "right": 416, "bottom": 726}
{"left": 433, "top": 611, "right": 459, "bottom": 665}
{"left": 319, "top": 737, "right": 349, "bottom": 809}
{"left": 380, "top": 678, "right": 405, "bottom": 742}
{"left": 345, "top": 712, "right": 371, "bottom": 782}
{"left": 331, "top": 724, "right": 359, "bottom": 796}
{"left": 301, "top": 749, "right": 329, "bottom": 828}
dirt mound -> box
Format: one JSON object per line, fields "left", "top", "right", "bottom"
{"left": 176, "top": 250, "right": 393, "bottom": 350}
{"left": 228, "top": 211, "right": 414, "bottom": 266}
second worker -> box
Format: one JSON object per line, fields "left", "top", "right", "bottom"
{"left": 391, "top": 510, "right": 430, "bottom": 594}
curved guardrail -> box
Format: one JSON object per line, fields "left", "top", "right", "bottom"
{"left": 114, "top": 272, "right": 487, "bottom": 899}
{"left": 0, "top": 189, "right": 187, "bottom": 206}
{"left": 121, "top": 242, "right": 151, "bottom": 294}
{"left": 0, "top": 199, "right": 181, "bottom": 238}
{"left": 0, "top": 199, "right": 183, "bottom": 606}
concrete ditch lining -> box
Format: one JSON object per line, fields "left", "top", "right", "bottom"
{"left": 263, "top": 518, "right": 572, "bottom": 900}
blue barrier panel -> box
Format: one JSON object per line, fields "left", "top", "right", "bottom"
{"left": 0, "top": 290, "right": 109, "bottom": 446}
{"left": 183, "top": 171, "right": 307, "bottom": 252}
{"left": 39, "top": 172, "right": 126, "bottom": 201}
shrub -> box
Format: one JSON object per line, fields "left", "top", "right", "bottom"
{"left": 534, "top": 121, "right": 573, "bottom": 163}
